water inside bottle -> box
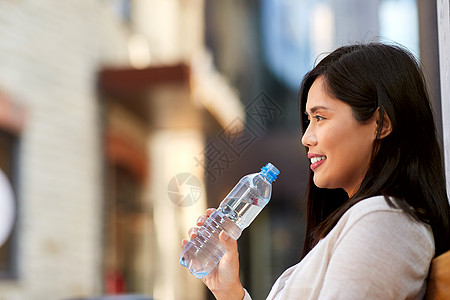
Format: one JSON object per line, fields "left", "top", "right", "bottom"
{"left": 179, "top": 209, "right": 239, "bottom": 278}
{"left": 180, "top": 165, "right": 276, "bottom": 278}
{"left": 221, "top": 196, "right": 269, "bottom": 229}
{"left": 180, "top": 198, "right": 270, "bottom": 278}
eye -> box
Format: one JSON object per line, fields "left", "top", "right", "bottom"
{"left": 313, "top": 115, "right": 325, "bottom": 122}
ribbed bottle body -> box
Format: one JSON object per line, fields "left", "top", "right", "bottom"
{"left": 179, "top": 209, "right": 242, "bottom": 278}
{"left": 180, "top": 163, "right": 279, "bottom": 278}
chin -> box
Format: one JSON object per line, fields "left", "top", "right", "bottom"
{"left": 313, "top": 177, "right": 337, "bottom": 190}
{"left": 313, "top": 177, "right": 326, "bottom": 189}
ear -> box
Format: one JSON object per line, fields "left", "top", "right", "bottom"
{"left": 376, "top": 107, "right": 392, "bottom": 139}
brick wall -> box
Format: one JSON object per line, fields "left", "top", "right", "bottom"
{"left": 0, "top": 1, "right": 129, "bottom": 299}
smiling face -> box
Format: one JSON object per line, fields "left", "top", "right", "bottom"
{"left": 301, "top": 76, "right": 378, "bottom": 197}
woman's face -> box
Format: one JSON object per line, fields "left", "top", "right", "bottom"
{"left": 302, "top": 76, "right": 378, "bottom": 197}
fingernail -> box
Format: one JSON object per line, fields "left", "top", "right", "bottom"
{"left": 221, "top": 231, "right": 229, "bottom": 240}
{"left": 196, "top": 216, "right": 205, "bottom": 225}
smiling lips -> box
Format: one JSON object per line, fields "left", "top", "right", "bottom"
{"left": 308, "top": 154, "right": 326, "bottom": 171}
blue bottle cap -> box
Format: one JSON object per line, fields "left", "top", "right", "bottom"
{"left": 261, "top": 163, "right": 280, "bottom": 182}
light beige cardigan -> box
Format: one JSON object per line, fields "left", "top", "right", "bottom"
{"left": 244, "top": 196, "right": 434, "bottom": 300}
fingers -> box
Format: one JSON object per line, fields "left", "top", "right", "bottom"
{"left": 196, "top": 208, "right": 216, "bottom": 227}
{"left": 181, "top": 208, "right": 217, "bottom": 249}
{"left": 180, "top": 226, "right": 199, "bottom": 248}
{"left": 196, "top": 215, "right": 207, "bottom": 226}
{"left": 206, "top": 208, "right": 216, "bottom": 216}
{"left": 188, "top": 227, "right": 198, "bottom": 239}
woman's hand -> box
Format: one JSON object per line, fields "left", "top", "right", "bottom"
{"left": 181, "top": 208, "right": 245, "bottom": 300}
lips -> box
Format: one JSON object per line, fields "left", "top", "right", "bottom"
{"left": 308, "top": 153, "right": 326, "bottom": 171}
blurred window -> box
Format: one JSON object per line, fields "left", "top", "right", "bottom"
{"left": 379, "top": 0, "right": 419, "bottom": 55}
{"left": 0, "top": 130, "right": 18, "bottom": 278}
{"left": 103, "top": 122, "right": 148, "bottom": 294}
{"left": 104, "top": 165, "right": 143, "bottom": 294}
{"left": 261, "top": 0, "right": 419, "bottom": 90}
{"left": 110, "top": 0, "right": 133, "bottom": 23}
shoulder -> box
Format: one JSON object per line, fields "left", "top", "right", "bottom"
{"left": 329, "top": 195, "right": 399, "bottom": 237}
{"left": 344, "top": 195, "right": 401, "bottom": 220}
{"left": 338, "top": 195, "right": 424, "bottom": 232}
{"left": 317, "top": 196, "right": 435, "bottom": 299}
{"left": 331, "top": 195, "right": 434, "bottom": 259}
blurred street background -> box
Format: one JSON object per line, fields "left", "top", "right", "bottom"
{"left": 0, "top": 0, "right": 445, "bottom": 299}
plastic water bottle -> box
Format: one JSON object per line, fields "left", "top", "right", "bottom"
{"left": 179, "top": 163, "right": 280, "bottom": 279}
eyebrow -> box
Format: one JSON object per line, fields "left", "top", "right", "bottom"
{"left": 304, "top": 105, "right": 333, "bottom": 115}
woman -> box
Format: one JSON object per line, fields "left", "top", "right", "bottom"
{"left": 182, "top": 43, "right": 450, "bottom": 299}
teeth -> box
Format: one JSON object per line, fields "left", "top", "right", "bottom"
{"left": 311, "top": 156, "right": 326, "bottom": 164}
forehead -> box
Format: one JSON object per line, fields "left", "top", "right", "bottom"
{"left": 306, "top": 77, "right": 336, "bottom": 110}
{"left": 305, "top": 77, "right": 354, "bottom": 117}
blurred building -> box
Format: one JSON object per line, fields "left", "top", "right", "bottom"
{"left": 0, "top": 1, "right": 242, "bottom": 299}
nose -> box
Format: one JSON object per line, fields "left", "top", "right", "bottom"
{"left": 301, "top": 125, "right": 317, "bottom": 147}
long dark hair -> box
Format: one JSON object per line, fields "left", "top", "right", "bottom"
{"left": 299, "top": 43, "right": 450, "bottom": 258}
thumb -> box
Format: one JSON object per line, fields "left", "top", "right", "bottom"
{"left": 219, "top": 230, "right": 238, "bottom": 254}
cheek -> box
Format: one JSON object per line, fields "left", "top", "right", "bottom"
{"left": 337, "top": 130, "right": 375, "bottom": 175}
{"left": 321, "top": 128, "right": 350, "bottom": 159}
{"left": 324, "top": 127, "right": 373, "bottom": 173}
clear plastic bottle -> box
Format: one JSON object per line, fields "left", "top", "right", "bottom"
{"left": 179, "top": 163, "right": 280, "bottom": 278}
